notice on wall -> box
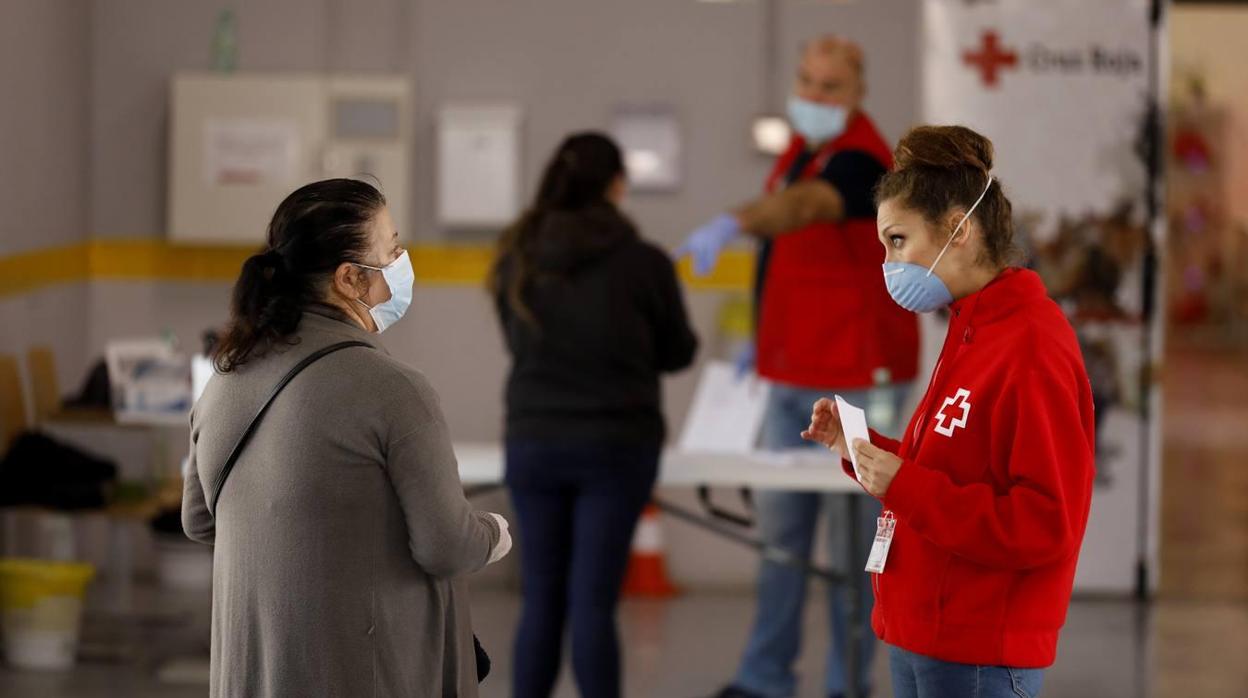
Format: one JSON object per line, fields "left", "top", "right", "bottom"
{"left": 202, "top": 118, "right": 299, "bottom": 186}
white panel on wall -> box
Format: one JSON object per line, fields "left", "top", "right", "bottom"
{"left": 324, "top": 75, "right": 413, "bottom": 234}
{"left": 168, "top": 73, "right": 410, "bottom": 244}
{"left": 612, "top": 105, "right": 682, "bottom": 193}
{"left": 436, "top": 104, "right": 522, "bottom": 229}
{"left": 169, "top": 74, "right": 323, "bottom": 244}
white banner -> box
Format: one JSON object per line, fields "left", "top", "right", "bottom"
{"left": 922, "top": 0, "right": 1162, "bottom": 593}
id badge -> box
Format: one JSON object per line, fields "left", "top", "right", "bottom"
{"left": 865, "top": 511, "right": 896, "bottom": 574}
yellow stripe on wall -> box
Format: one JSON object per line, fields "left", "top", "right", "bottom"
{"left": 0, "top": 239, "right": 752, "bottom": 298}
{"left": 86, "top": 239, "right": 254, "bottom": 282}
{"left": 0, "top": 243, "right": 92, "bottom": 298}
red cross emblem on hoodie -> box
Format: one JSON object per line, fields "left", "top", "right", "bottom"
{"left": 934, "top": 388, "right": 972, "bottom": 437}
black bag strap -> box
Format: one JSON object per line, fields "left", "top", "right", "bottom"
{"left": 207, "top": 340, "right": 372, "bottom": 517}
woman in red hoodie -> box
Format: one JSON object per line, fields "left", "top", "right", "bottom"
{"left": 802, "top": 125, "right": 1095, "bottom": 698}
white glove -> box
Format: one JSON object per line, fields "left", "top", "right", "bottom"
{"left": 487, "top": 513, "right": 512, "bottom": 565}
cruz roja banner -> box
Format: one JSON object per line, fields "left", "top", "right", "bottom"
{"left": 921, "top": 0, "right": 1164, "bottom": 594}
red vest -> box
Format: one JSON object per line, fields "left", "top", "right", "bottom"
{"left": 755, "top": 111, "right": 919, "bottom": 389}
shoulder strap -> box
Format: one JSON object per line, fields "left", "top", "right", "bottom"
{"left": 207, "top": 340, "right": 372, "bottom": 517}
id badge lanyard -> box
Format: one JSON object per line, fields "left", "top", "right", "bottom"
{"left": 865, "top": 510, "right": 896, "bottom": 574}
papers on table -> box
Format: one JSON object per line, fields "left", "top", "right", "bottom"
{"left": 677, "top": 361, "right": 771, "bottom": 455}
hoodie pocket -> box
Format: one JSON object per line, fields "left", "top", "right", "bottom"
{"left": 939, "top": 558, "right": 1010, "bottom": 629}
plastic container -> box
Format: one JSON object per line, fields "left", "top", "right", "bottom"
{"left": 0, "top": 558, "right": 95, "bottom": 671}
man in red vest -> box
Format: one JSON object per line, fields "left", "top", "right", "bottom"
{"left": 678, "top": 36, "right": 919, "bottom": 698}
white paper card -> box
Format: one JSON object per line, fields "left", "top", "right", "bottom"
{"left": 677, "top": 361, "right": 771, "bottom": 455}
{"left": 835, "top": 395, "right": 870, "bottom": 481}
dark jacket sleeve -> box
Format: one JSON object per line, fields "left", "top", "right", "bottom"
{"left": 819, "top": 149, "right": 888, "bottom": 220}
{"left": 639, "top": 243, "right": 698, "bottom": 372}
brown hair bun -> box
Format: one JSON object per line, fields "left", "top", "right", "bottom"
{"left": 894, "top": 125, "right": 993, "bottom": 174}
{"left": 876, "top": 124, "right": 1018, "bottom": 267}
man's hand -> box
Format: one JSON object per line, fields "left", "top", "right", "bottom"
{"left": 676, "top": 213, "right": 741, "bottom": 276}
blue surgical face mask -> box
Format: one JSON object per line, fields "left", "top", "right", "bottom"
{"left": 353, "top": 250, "right": 414, "bottom": 332}
{"left": 882, "top": 177, "right": 994, "bottom": 314}
{"left": 786, "top": 96, "right": 849, "bottom": 144}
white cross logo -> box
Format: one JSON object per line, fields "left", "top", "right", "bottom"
{"left": 934, "top": 388, "right": 972, "bottom": 437}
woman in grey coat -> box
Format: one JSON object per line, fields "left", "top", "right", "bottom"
{"left": 182, "top": 179, "right": 511, "bottom": 697}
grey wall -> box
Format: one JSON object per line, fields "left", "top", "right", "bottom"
{"left": 0, "top": 0, "right": 89, "bottom": 255}
{"left": 17, "top": 0, "right": 924, "bottom": 588}
{"left": 409, "top": 0, "right": 921, "bottom": 246}
{"left": 0, "top": 286, "right": 91, "bottom": 431}
{"left": 79, "top": 0, "right": 924, "bottom": 446}
{"left": 89, "top": 0, "right": 921, "bottom": 244}
{"left": 0, "top": 0, "right": 91, "bottom": 423}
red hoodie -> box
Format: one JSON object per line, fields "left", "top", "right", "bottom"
{"left": 852, "top": 268, "right": 1095, "bottom": 668}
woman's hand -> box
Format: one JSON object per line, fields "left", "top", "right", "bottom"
{"left": 487, "top": 513, "right": 512, "bottom": 564}
{"left": 853, "top": 439, "right": 905, "bottom": 498}
{"left": 801, "top": 397, "right": 847, "bottom": 454}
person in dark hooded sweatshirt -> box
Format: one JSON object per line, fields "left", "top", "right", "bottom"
{"left": 489, "top": 132, "right": 698, "bottom": 698}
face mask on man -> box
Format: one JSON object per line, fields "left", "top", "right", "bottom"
{"left": 882, "top": 177, "right": 994, "bottom": 314}
{"left": 352, "top": 250, "right": 414, "bottom": 332}
{"left": 786, "top": 96, "right": 849, "bottom": 144}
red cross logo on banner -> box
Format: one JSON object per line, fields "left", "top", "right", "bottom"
{"left": 963, "top": 31, "right": 1018, "bottom": 88}
{"left": 934, "top": 388, "right": 972, "bottom": 437}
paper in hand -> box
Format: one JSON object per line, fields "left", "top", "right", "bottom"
{"left": 835, "top": 395, "right": 870, "bottom": 481}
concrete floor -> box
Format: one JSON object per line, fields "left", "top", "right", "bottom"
{"left": 2, "top": 338, "right": 1245, "bottom": 697}
{"left": 1, "top": 589, "right": 1246, "bottom": 698}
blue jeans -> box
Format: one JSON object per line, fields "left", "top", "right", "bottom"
{"left": 505, "top": 439, "right": 659, "bottom": 698}
{"left": 889, "top": 646, "right": 1045, "bottom": 698}
{"left": 734, "top": 383, "right": 907, "bottom": 698}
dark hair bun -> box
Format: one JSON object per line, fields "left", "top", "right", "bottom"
{"left": 894, "top": 125, "right": 993, "bottom": 174}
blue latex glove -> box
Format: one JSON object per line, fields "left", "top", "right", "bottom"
{"left": 733, "top": 341, "right": 756, "bottom": 381}
{"left": 676, "top": 213, "right": 742, "bottom": 276}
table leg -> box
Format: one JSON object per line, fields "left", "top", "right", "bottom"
{"left": 845, "top": 494, "right": 862, "bottom": 698}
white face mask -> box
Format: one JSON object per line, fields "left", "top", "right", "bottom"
{"left": 352, "top": 250, "right": 414, "bottom": 333}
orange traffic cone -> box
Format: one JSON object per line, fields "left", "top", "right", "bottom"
{"left": 622, "top": 503, "right": 679, "bottom": 598}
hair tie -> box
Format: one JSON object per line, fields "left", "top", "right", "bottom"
{"left": 257, "top": 248, "right": 286, "bottom": 282}
{"left": 263, "top": 248, "right": 286, "bottom": 267}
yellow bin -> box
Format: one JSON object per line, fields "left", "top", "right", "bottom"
{"left": 0, "top": 559, "right": 95, "bottom": 671}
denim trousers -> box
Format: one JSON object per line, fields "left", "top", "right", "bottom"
{"left": 733, "top": 382, "right": 907, "bottom": 697}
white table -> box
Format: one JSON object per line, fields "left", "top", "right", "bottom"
{"left": 455, "top": 442, "right": 872, "bottom": 698}
{"left": 455, "top": 442, "right": 860, "bottom": 491}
